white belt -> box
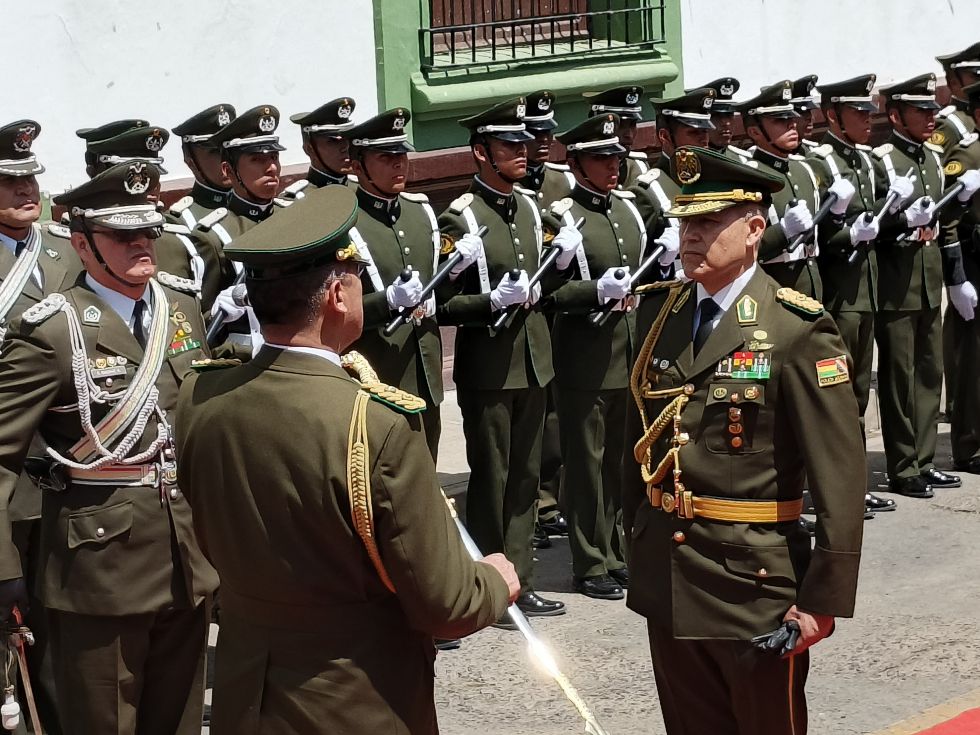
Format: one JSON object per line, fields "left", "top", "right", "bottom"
{"left": 68, "top": 463, "right": 172, "bottom": 487}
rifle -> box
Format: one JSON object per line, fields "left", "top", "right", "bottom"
{"left": 847, "top": 166, "right": 916, "bottom": 264}
{"left": 589, "top": 243, "right": 667, "bottom": 327}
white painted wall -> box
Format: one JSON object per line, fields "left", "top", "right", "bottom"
{"left": 10, "top": 1, "right": 379, "bottom": 193}
{"left": 681, "top": 0, "right": 980, "bottom": 96}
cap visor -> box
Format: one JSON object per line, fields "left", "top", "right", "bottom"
{"left": 676, "top": 118, "right": 716, "bottom": 130}
{"left": 238, "top": 142, "right": 287, "bottom": 153}
{"left": 907, "top": 100, "right": 941, "bottom": 110}
{"left": 580, "top": 142, "right": 627, "bottom": 156}
{"left": 525, "top": 119, "right": 559, "bottom": 132}
{"left": 90, "top": 210, "right": 165, "bottom": 230}
{"left": 373, "top": 141, "right": 415, "bottom": 153}
{"left": 491, "top": 131, "right": 536, "bottom": 143}
{"left": 795, "top": 101, "right": 819, "bottom": 111}
{"left": 0, "top": 161, "right": 45, "bottom": 176}
{"left": 666, "top": 200, "right": 739, "bottom": 218}
{"left": 765, "top": 110, "right": 800, "bottom": 119}
{"left": 711, "top": 105, "right": 737, "bottom": 115}
{"left": 842, "top": 101, "right": 879, "bottom": 112}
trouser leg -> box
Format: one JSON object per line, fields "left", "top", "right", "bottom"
{"left": 537, "top": 380, "right": 563, "bottom": 523}
{"left": 914, "top": 307, "right": 943, "bottom": 471}
{"left": 505, "top": 386, "right": 546, "bottom": 590}
{"left": 947, "top": 304, "right": 980, "bottom": 462}
{"left": 875, "top": 311, "right": 920, "bottom": 479}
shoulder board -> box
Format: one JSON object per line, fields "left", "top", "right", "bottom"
{"left": 195, "top": 207, "right": 228, "bottom": 231}
{"left": 776, "top": 287, "right": 823, "bottom": 317}
{"left": 944, "top": 160, "right": 967, "bottom": 177}
{"left": 871, "top": 143, "right": 894, "bottom": 158}
{"left": 156, "top": 272, "right": 199, "bottom": 294}
{"left": 362, "top": 382, "right": 427, "bottom": 414}
{"left": 169, "top": 195, "right": 194, "bottom": 215}
{"left": 399, "top": 191, "right": 429, "bottom": 203}
{"left": 727, "top": 144, "right": 753, "bottom": 156}
{"left": 549, "top": 197, "right": 574, "bottom": 217}
{"left": 634, "top": 279, "right": 681, "bottom": 295}
{"left": 273, "top": 197, "right": 293, "bottom": 208}
{"left": 190, "top": 358, "right": 242, "bottom": 372}
{"left": 923, "top": 141, "right": 943, "bottom": 154}
{"left": 448, "top": 192, "right": 474, "bottom": 215}
{"left": 281, "top": 180, "right": 309, "bottom": 198}
{"left": 938, "top": 105, "right": 956, "bottom": 119}
{"left": 855, "top": 143, "right": 872, "bottom": 151}
{"left": 788, "top": 153, "right": 806, "bottom": 161}
{"left": 513, "top": 185, "right": 536, "bottom": 198}
{"left": 162, "top": 222, "right": 191, "bottom": 236}
{"left": 636, "top": 168, "right": 662, "bottom": 186}
{"left": 960, "top": 132, "right": 980, "bottom": 148}
{"left": 22, "top": 294, "right": 67, "bottom": 325}
{"left": 544, "top": 161, "right": 570, "bottom": 172}
{"left": 46, "top": 223, "right": 71, "bottom": 239}
{"left": 60, "top": 212, "right": 70, "bottom": 225}
{"left": 629, "top": 151, "right": 649, "bottom": 161}
{"left": 809, "top": 143, "right": 834, "bottom": 159}
{"left": 611, "top": 189, "right": 636, "bottom": 200}
{"left": 928, "top": 130, "right": 948, "bottom": 147}
{"left": 347, "top": 173, "right": 359, "bottom": 184}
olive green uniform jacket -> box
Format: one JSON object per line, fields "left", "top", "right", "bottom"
{"left": 167, "top": 181, "right": 230, "bottom": 230}
{"left": 623, "top": 269, "right": 865, "bottom": 639}
{"left": 619, "top": 151, "right": 649, "bottom": 190}
{"left": 0, "top": 276, "right": 217, "bottom": 613}
{"left": 629, "top": 153, "right": 680, "bottom": 246}
{"left": 175, "top": 347, "right": 510, "bottom": 735}
{"left": 933, "top": 99, "right": 976, "bottom": 158}
{"left": 522, "top": 162, "right": 575, "bottom": 214}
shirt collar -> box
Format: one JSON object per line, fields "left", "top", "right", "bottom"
{"left": 0, "top": 230, "right": 24, "bottom": 255}
{"left": 356, "top": 187, "right": 401, "bottom": 225}
{"left": 523, "top": 163, "right": 545, "bottom": 191}
{"left": 890, "top": 130, "right": 924, "bottom": 159}
{"left": 696, "top": 263, "right": 757, "bottom": 316}
{"left": 191, "top": 180, "right": 229, "bottom": 209}
{"left": 472, "top": 176, "right": 517, "bottom": 221}
{"left": 571, "top": 181, "right": 611, "bottom": 212}
{"left": 228, "top": 192, "right": 275, "bottom": 222}
{"left": 308, "top": 166, "right": 347, "bottom": 188}
{"left": 84, "top": 274, "right": 150, "bottom": 328}
{"left": 264, "top": 343, "right": 341, "bottom": 367}
{"left": 752, "top": 147, "right": 790, "bottom": 172}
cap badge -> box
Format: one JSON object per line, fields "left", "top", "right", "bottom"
{"left": 393, "top": 116, "right": 406, "bottom": 131}
{"left": 123, "top": 162, "right": 151, "bottom": 195}
{"left": 516, "top": 103, "right": 527, "bottom": 119}
{"left": 217, "top": 107, "right": 231, "bottom": 127}
{"left": 145, "top": 130, "right": 165, "bottom": 152}
{"left": 781, "top": 87, "right": 792, "bottom": 100}
{"left": 13, "top": 124, "right": 37, "bottom": 153}
{"left": 806, "top": 80, "right": 816, "bottom": 93}
{"left": 926, "top": 78, "right": 936, "bottom": 92}
{"left": 703, "top": 96, "right": 713, "bottom": 109}
{"left": 866, "top": 79, "right": 875, "bottom": 92}
{"left": 338, "top": 104, "right": 353, "bottom": 120}
{"left": 336, "top": 243, "right": 360, "bottom": 261}
{"left": 626, "top": 92, "right": 640, "bottom": 105}
{"left": 538, "top": 97, "right": 551, "bottom": 111}
{"left": 675, "top": 149, "right": 701, "bottom": 184}
{"left": 258, "top": 115, "right": 276, "bottom": 133}
{"left": 602, "top": 120, "right": 616, "bottom": 136}
{"left": 720, "top": 83, "right": 734, "bottom": 96}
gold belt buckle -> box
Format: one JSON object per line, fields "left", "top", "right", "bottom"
{"left": 661, "top": 491, "right": 676, "bottom": 514}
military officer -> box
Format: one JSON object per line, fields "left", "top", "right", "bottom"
{"left": 932, "top": 43, "right": 980, "bottom": 156}
{"left": 75, "top": 119, "right": 149, "bottom": 177}
{"left": 175, "top": 186, "right": 518, "bottom": 734}
{"left": 289, "top": 96, "right": 358, "bottom": 193}
{"left": 0, "top": 119, "right": 81, "bottom": 735}
{"left": 872, "top": 73, "right": 969, "bottom": 497}
{"left": 0, "top": 162, "right": 218, "bottom": 735}
{"left": 736, "top": 81, "right": 849, "bottom": 299}
{"left": 624, "top": 146, "right": 865, "bottom": 735}
{"left": 808, "top": 74, "right": 896, "bottom": 515}
{"left": 790, "top": 75, "right": 821, "bottom": 153}
{"left": 687, "top": 77, "right": 750, "bottom": 159}
{"left": 939, "top": 80, "right": 980, "bottom": 474}
{"left": 519, "top": 89, "right": 571, "bottom": 543}
{"left": 169, "top": 103, "right": 237, "bottom": 228}
{"left": 438, "top": 97, "right": 578, "bottom": 618}
{"left": 541, "top": 113, "right": 646, "bottom": 599}
{"left": 584, "top": 85, "right": 648, "bottom": 188}
{"left": 342, "top": 108, "right": 444, "bottom": 461}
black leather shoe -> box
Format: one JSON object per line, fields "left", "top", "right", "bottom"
{"left": 516, "top": 591, "right": 566, "bottom": 617}
{"left": 572, "top": 575, "right": 624, "bottom": 600}
{"left": 608, "top": 567, "right": 629, "bottom": 588}
{"left": 889, "top": 476, "right": 934, "bottom": 498}
{"left": 953, "top": 457, "right": 980, "bottom": 474}
{"left": 921, "top": 467, "right": 961, "bottom": 488}
{"left": 434, "top": 638, "right": 461, "bottom": 651}
{"left": 539, "top": 514, "right": 569, "bottom": 536}
{"left": 532, "top": 525, "right": 552, "bottom": 549}
{"left": 866, "top": 492, "right": 896, "bottom": 512}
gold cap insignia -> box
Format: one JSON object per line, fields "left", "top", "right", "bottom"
{"left": 335, "top": 243, "right": 359, "bottom": 261}
{"left": 675, "top": 149, "right": 701, "bottom": 184}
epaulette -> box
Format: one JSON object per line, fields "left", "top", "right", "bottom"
{"left": 195, "top": 207, "right": 228, "bottom": 232}
{"left": 544, "top": 161, "right": 570, "bottom": 172}
{"left": 399, "top": 191, "right": 429, "bottom": 203}
{"left": 162, "top": 222, "right": 191, "bottom": 236}
{"left": 776, "top": 287, "right": 823, "bottom": 317}
{"left": 636, "top": 168, "right": 662, "bottom": 186}
{"left": 280, "top": 180, "right": 309, "bottom": 199}
{"left": 809, "top": 143, "right": 834, "bottom": 159}
{"left": 46, "top": 223, "right": 71, "bottom": 239}
{"left": 872, "top": 143, "right": 894, "bottom": 158}
{"left": 514, "top": 185, "right": 536, "bottom": 198}
{"left": 923, "top": 141, "right": 944, "bottom": 154}
{"left": 273, "top": 197, "right": 293, "bottom": 208}
{"left": 549, "top": 197, "right": 574, "bottom": 217}
{"left": 347, "top": 173, "right": 360, "bottom": 184}
{"left": 788, "top": 153, "right": 806, "bottom": 161}
{"left": 22, "top": 294, "right": 66, "bottom": 325}
{"left": 448, "top": 192, "right": 474, "bottom": 215}
{"left": 727, "top": 144, "right": 754, "bottom": 157}
{"left": 629, "top": 151, "right": 649, "bottom": 161}
{"left": 961, "top": 132, "right": 979, "bottom": 147}
{"left": 169, "top": 196, "right": 194, "bottom": 215}
{"left": 156, "top": 272, "right": 199, "bottom": 294}
{"left": 928, "top": 130, "right": 948, "bottom": 147}
{"left": 944, "top": 160, "right": 966, "bottom": 177}
{"left": 60, "top": 212, "right": 70, "bottom": 225}
{"left": 190, "top": 358, "right": 242, "bottom": 372}
{"left": 855, "top": 143, "right": 872, "bottom": 151}
{"left": 361, "top": 382, "right": 427, "bottom": 414}
{"left": 938, "top": 105, "right": 956, "bottom": 119}
{"left": 611, "top": 189, "right": 636, "bottom": 200}
{"left": 635, "top": 279, "right": 681, "bottom": 294}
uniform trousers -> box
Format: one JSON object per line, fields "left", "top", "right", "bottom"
{"left": 457, "top": 386, "right": 545, "bottom": 591}
{"left": 555, "top": 386, "right": 627, "bottom": 578}
{"left": 875, "top": 308, "right": 943, "bottom": 479}
{"left": 48, "top": 604, "right": 208, "bottom": 735}
{"left": 648, "top": 623, "right": 809, "bottom": 735}
{"left": 945, "top": 304, "right": 980, "bottom": 464}
{"left": 537, "top": 380, "right": 563, "bottom": 523}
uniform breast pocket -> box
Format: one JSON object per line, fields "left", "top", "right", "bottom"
{"left": 701, "top": 381, "right": 766, "bottom": 454}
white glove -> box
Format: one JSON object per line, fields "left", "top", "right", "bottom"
{"left": 949, "top": 281, "right": 978, "bottom": 321}
{"left": 955, "top": 169, "right": 980, "bottom": 202}
{"left": 903, "top": 196, "right": 935, "bottom": 228}
{"left": 596, "top": 266, "right": 631, "bottom": 304}
{"left": 780, "top": 200, "right": 814, "bottom": 239}
{"left": 449, "top": 233, "right": 484, "bottom": 279}
{"left": 386, "top": 271, "right": 424, "bottom": 310}
{"left": 654, "top": 225, "right": 680, "bottom": 267}
{"left": 490, "top": 270, "right": 530, "bottom": 311}
{"left": 887, "top": 176, "right": 916, "bottom": 212}
{"left": 828, "top": 178, "right": 856, "bottom": 215}
{"left": 210, "top": 284, "right": 247, "bottom": 322}
{"left": 849, "top": 213, "right": 879, "bottom": 245}
{"left": 552, "top": 224, "right": 583, "bottom": 271}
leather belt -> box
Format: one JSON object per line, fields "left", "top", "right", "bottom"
{"left": 68, "top": 463, "right": 166, "bottom": 487}
{"left": 647, "top": 485, "right": 803, "bottom": 523}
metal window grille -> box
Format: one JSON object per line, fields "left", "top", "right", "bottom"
{"left": 420, "top": 0, "right": 667, "bottom": 72}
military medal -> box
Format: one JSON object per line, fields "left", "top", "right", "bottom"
{"left": 730, "top": 351, "right": 771, "bottom": 380}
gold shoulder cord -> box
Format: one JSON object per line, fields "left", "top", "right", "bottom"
{"left": 347, "top": 389, "right": 396, "bottom": 594}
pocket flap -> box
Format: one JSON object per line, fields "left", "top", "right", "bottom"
{"left": 67, "top": 500, "right": 134, "bottom": 550}
{"left": 721, "top": 542, "right": 795, "bottom": 583}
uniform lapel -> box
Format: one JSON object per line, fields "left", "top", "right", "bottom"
{"left": 665, "top": 283, "right": 696, "bottom": 380}
{"left": 39, "top": 246, "right": 71, "bottom": 294}
{"left": 71, "top": 282, "right": 145, "bottom": 365}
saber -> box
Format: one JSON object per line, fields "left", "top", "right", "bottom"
{"left": 847, "top": 167, "right": 916, "bottom": 264}
{"left": 205, "top": 271, "right": 248, "bottom": 347}
{"left": 589, "top": 243, "right": 667, "bottom": 327}
{"left": 786, "top": 193, "right": 840, "bottom": 254}
{"left": 893, "top": 179, "right": 965, "bottom": 245}
{"left": 9, "top": 607, "right": 43, "bottom": 734}
{"left": 442, "top": 496, "right": 610, "bottom": 735}
{"left": 384, "top": 225, "right": 489, "bottom": 336}
{"left": 490, "top": 217, "right": 585, "bottom": 335}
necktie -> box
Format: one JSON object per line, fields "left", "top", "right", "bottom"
{"left": 132, "top": 299, "right": 147, "bottom": 349}
{"left": 14, "top": 241, "right": 26, "bottom": 258}
{"left": 693, "top": 298, "right": 720, "bottom": 355}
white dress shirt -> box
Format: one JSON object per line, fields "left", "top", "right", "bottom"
{"left": 0, "top": 230, "right": 43, "bottom": 289}
{"left": 693, "top": 264, "right": 757, "bottom": 338}
{"left": 85, "top": 275, "right": 151, "bottom": 335}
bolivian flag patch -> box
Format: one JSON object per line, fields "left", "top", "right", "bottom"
{"left": 815, "top": 355, "right": 850, "bottom": 387}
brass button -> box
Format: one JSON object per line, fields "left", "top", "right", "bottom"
{"left": 730, "top": 392, "right": 740, "bottom": 403}
{"left": 683, "top": 384, "right": 695, "bottom": 395}
{"left": 518, "top": 253, "right": 525, "bottom": 262}
{"left": 170, "top": 488, "right": 179, "bottom": 500}
{"left": 673, "top": 531, "right": 686, "bottom": 543}
{"left": 744, "top": 386, "right": 760, "bottom": 400}
{"left": 403, "top": 247, "right": 410, "bottom": 255}
{"left": 713, "top": 387, "right": 727, "bottom": 400}
{"left": 728, "top": 423, "right": 743, "bottom": 435}
{"left": 614, "top": 222, "right": 620, "bottom": 229}
{"left": 728, "top": 407, "right": 742, "bottom": 421}
{"left": 730, "top": 436, "right": 743, "bottom": 449}
{"left": 677, "top": 432, "right": 690, "bottom": 445}
{"left": 622, "top": 253, "right": 628, "bottom": 261}
{"left": 511, "top": 223, "right": 518, "bottom": 230}
{"left": 757, "top": 568, "right": 768, "bottom": 578}
{"left": 514, "top": 238, "right": 521, "bottom": 245}
{"left": 105, "top": 378, "right": 113, "bottom": 387}
{"left": 96, "top": 527, "right": 105, "bottom": 538}
{"left": 398, "top": 230, "right": 405, "bottom": 237}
